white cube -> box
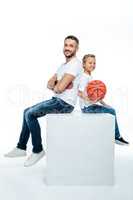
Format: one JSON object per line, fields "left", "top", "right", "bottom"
{"left": 46, "top": 112, "right": 115, "bottom": 185}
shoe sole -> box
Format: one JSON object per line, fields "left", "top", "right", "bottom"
{"left": 115, "top": 140, "right": 129, "bottom": 146}
{"left": 4, "top": 154, "right": 27, "bottom": 158}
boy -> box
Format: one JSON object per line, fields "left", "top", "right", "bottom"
{"left": 78, "top": 54, "right": 129, "bottom": 145}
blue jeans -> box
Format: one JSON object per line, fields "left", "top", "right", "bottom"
{"left": 81, "top": 104, "right": 121, "bottom": 139}
{"left": 17, "top": 97, "right": 74, "bottom": 153}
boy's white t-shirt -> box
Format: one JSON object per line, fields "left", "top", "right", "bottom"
{"left": 54, "top": 57, "right": 82, "bottom": 106}
{"left": 78, "top": 72, "right": 100, "bottom": 109}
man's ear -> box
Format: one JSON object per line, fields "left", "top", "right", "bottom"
{"left": 76, "top": 45, "right": 79, "bottom": 51}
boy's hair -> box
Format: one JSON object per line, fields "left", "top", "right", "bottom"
{"left": 64, "top": 35, "right": 79, "bottom": 45}
{"left": 82, "top": 54, "right": 96, "bottom": 65}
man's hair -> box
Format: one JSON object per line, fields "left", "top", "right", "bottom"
{"left": 64, "top": 35, "right": 79, "bottom": 45}
{"left": 82, "top": 54, "right": 96, "bottom": 65}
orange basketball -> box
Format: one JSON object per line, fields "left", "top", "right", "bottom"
{"left": 86, "top": 80, "right": 107, "bottom": 101}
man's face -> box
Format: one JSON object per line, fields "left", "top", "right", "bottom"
{"left": 63, "top": 39, "right": 78, "bottom": 58}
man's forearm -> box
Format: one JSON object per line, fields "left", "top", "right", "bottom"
{"left": 47, "top": 79, "right": 62, "bottom": 93}
{"left": 47, "top": 81, "right": 56, "bottom": 90}
{"left": 53, "top": 80, "right": 62, "bottom": 93}
{"left": 47, "top": 75, "right": 57, "bottom": 90}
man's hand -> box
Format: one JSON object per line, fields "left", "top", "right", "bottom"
{"left": 47, "top": 74, "right": 57, "bottom": 90}
{"left": 53, "top": 85, "right": 60, "bottom": 93}
{"left": 53, "top": 73, "right": 75, "bottom": 93}
{"left": 53, "top": 80, "right": 61, "bottom": 93}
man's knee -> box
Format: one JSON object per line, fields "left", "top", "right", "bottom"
{"left": 24, "top": 107, "right": 30, "bottom": 116}
{"left": 25, "top": 109, "right": 34, "bottom": 122}
{"left": 24, "top": 107, "right": 35, "bottom": 121}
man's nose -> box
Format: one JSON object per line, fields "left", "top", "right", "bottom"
{"left": 65, "top": 49, "right": 70, "bottom": 51}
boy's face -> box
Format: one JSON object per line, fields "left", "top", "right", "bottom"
{"left": 84, "top": 57, "right": 96, "bottom": 73}
{"left": 63, "top": 39, "right": 78, "bottom": 58}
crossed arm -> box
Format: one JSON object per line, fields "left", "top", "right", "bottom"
{"left": 47, "top": 74, "right": 57, "bottom": 90}
{"left": 47, "top": 73, "right": 75, "bottom": 94}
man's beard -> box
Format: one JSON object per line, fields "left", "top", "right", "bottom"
{"left": 64, "top": 51, "right": 76, "bottom": 58}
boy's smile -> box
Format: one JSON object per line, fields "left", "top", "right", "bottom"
{"left": 84, "top": 57, "right": 96, "bottom": 74}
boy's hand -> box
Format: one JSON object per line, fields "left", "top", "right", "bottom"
{"left": 83, "top": 93, "right": 98, "bottom": 103}
{"left": 78, "top": 91, "right": 98, "bottom": 103}
{"left": 91, "top": 99, "right": 98, "bottom": 104}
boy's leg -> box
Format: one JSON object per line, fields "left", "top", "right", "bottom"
{"left": 82, "top": 105, "right": 121, "bottom": 139}
{"left": 96, "top": 106, "right": 121, "bottom": 139}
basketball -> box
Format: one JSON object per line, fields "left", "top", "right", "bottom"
{"left": 86, "top": 80, "right": 107, "bottom": 101}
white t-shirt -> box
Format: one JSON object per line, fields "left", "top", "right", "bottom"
{"left": 78, "top": 72, "right": 101, "bottom": 109}
{"left": 54, "top": 57, "right": 82, "bottom": 106}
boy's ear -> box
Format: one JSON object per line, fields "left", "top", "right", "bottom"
{"left": 83, "top": 64, "right": 85, "bottom": 69}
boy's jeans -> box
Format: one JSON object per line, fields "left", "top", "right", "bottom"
{"left": 17, "top": 97, "right": 74, "bottom": 153}
{"left": 81, "top": 104, "right": 121, "bottom": 139}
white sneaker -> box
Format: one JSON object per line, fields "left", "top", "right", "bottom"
{"left": 4, "top": 147, "right": 27, "bottom": 158}
{"left": 24, "top": 150, "right": 45, "bottom": 167}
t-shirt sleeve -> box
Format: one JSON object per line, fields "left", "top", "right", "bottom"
{"left": 65, "top": 62, "right": 81, "bottom": 77}
{"left": 55, "top": 65, "right": 62, "bottom": 80}
{"left": 78, "top": 76, "right": 88, "bottom": 92}
{"left": 55, "top": 65, "right": 61, "bottom": 74}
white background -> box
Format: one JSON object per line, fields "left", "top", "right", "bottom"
{"left": 0, "top": 0, "right": 133, "bottom": 199}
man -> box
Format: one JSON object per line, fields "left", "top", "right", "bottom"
{"left": 5, "top": 35, "right": 82, "bottom": 167}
